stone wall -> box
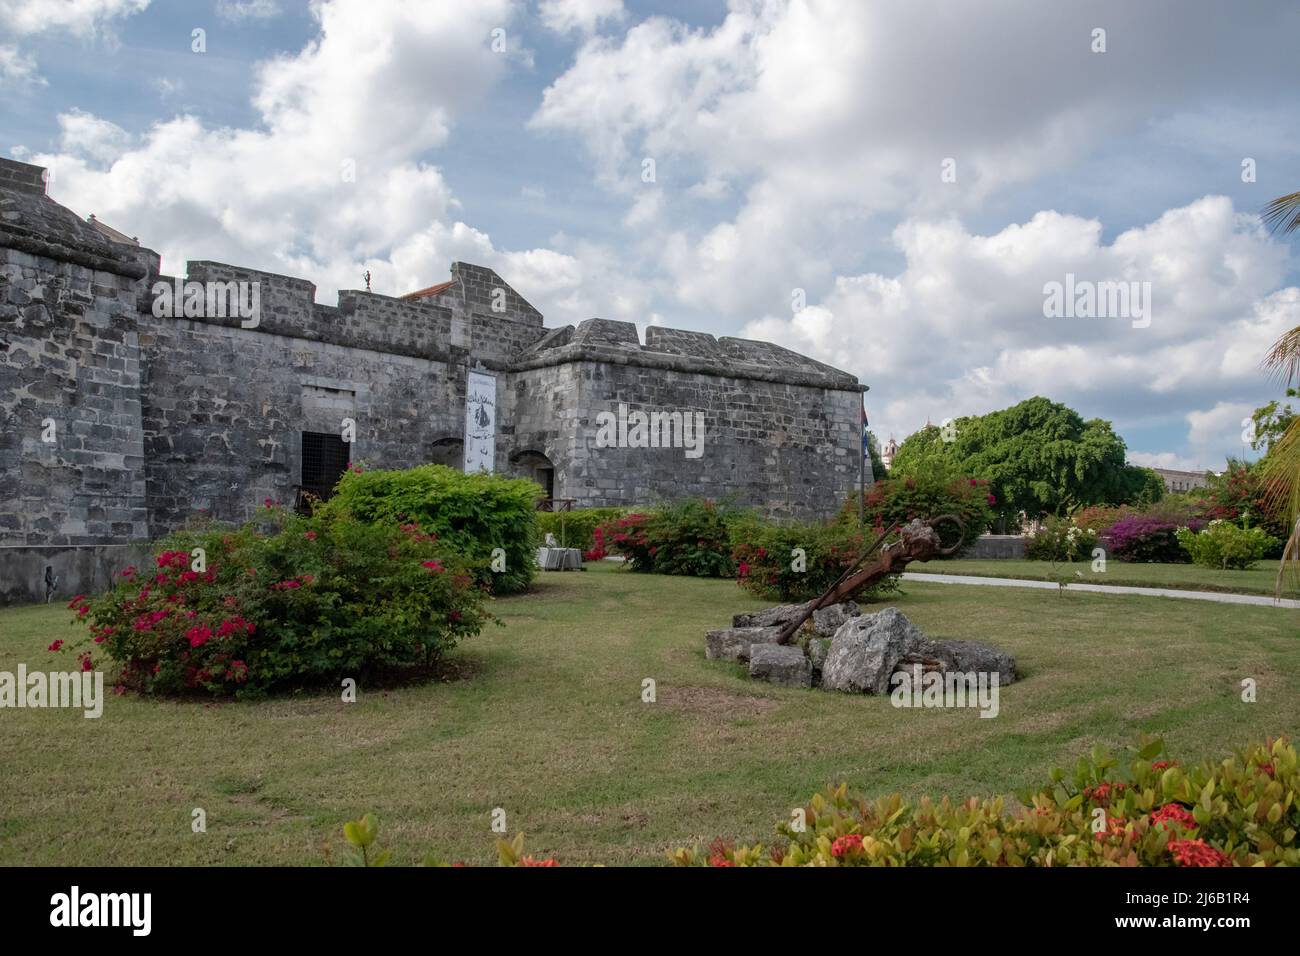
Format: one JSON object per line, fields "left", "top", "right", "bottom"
{"left": 136, "top": 314, "right": 468, "bottom": 533}
{"left": 1, "top": 156, "right": 868, "bottom": 604}
{"left": 564, "top": 359, "right": 861, "bottom": 516}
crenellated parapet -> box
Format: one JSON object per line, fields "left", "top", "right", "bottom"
{"left": 514, "top": 317, "right": 863, "bottom": 391}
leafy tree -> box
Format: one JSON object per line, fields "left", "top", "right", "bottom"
{"left": 1250, "top": 388, "right": 1297, "bottom": 454}
{"left": 890, "top": 397, "right": 1157, "bottom": 521}
{"left": 865, "top": 430, "right": 889, "bottom": 483}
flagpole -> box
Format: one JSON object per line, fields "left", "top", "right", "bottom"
{"left": 859, "top": 397, "right": 867, "bottom": 527}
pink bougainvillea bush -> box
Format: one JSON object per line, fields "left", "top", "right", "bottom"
{"left": 59, "top": 504, "right": 493, "bottom": 697}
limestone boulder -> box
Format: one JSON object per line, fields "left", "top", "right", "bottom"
{"left": 811, "top": 601, "right": 860, "bottom": 637}
{"left": 821, "top": 607, "right": 928, "bottom": 694}
{"left": 705, "top": 625, "right": 784, "bottom": 662}
{"left": 731, "top": 602, "right": 811, "bottom": 629}
{"left": 931, "top": 639, "right": 1017, "bottom": 684}
{"left": 748, "top": 644, "right": 811, "bottom": 688}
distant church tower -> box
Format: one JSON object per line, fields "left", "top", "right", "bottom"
{"left": 881, "top": 435, "right": 899, "bottom": 470}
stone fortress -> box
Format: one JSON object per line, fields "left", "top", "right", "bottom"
{"left": 0, "top": 157, "right": 866, "bottom": 604}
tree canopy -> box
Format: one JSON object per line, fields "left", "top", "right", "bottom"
{"left": 888, "top": 397, "right": 1162, "bottom": 519}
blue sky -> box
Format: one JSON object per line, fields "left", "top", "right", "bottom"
{"left": 4, "top": 0, "right": 1300, "bottom": 471}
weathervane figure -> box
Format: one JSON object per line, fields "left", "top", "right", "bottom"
{"left": 364, "top": 270, "right": 371, "bottom": 292}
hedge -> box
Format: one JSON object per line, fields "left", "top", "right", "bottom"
{"left": 321, "top": 465, "right": 541, "bottom": 593}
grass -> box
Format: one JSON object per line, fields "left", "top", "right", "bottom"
{"left": 1, "top": 563, "right": 1296, "bottom": 866}
{"left": 909, "top": 557, "right": 1299, "bottom": 598}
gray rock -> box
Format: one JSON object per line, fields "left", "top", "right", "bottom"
{"left": 806, "top": 635, "right": 831, "bottom": 677}
{"left": 928, "top": 639, "right": 1016, "bottom": 684}
{"left": 811, "top": 600, "right": 859, "bottom": 637}
{"left": 705, "top": 625, "right": 784, "bottom": 662}
{"left": 749, "top": 644, "right": 811, "bottom": 688}
{"left": 821, "top": 607, "right": 928, "bottom": 694}
{"left": 732, "top": 602, "right": 811, "bottom": 629}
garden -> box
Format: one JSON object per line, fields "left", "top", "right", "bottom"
{"left": 1, "top": 464, "right": 1297, "bottom": 866}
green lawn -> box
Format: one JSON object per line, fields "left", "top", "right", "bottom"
{"left": 1, "top": 563, "right": 1296, "bottom": 866}
{"left": 909, "top": 557, "right": 1298, "bottom": 598}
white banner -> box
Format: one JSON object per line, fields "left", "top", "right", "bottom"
{"left": 463, "top": 369, "right": 496, "bottom": 473}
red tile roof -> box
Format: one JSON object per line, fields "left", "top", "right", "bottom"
{"left": 400, "top": 279, "right": 454, "bottom": 300}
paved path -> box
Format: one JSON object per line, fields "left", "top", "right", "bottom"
{"left": 902, "top": 572, "right": 1300, "bottom": 610}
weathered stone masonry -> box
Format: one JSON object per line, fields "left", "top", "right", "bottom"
{"left": 1, "top": 157, "right": 866, "bottom": 604}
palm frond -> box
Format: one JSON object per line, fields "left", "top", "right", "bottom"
{"left": 1264, "top": 326, "right": 1300, "bottom": 385}
{"left": 1260, "top": 418, "right": 1300, "bottom": 600}
{"left": 1277, "top": 514, "right": 1300, "bottom": 603}
{"left": 1262, "top": 191, "right": 1300, "bottom": 235}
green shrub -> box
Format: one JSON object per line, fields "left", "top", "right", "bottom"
{"left": 1026, "top": 516, "right": 1098, "bottom": 562}
{"left": 599, "top": 500, "right": 750, "bottom": 577}
{"left": 645, "top": 499, "right": 748, "bottom": 577}
{"left": 731, "top": 519, "right": 901, "bottom": 602}
{"left": 843, "top": 476, "right": 994, "bottom": 551}
{"left": 60, "top": 504, "right": 492, "bottom": 697}
{"left": 321, "top": 465, "right": 541, "bottom": 594}
{"left": 536, "top": 507, "right": 628, "bottom": 554}
{"left": 670, "top": 736, "right": 1298, "bottom": 866}
{"left": 1176, "top": 520, "right": 1280, "bottom": 570}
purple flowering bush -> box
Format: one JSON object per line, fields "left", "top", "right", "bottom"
{"left": 1102, "top": 514, "right": 1202, "bottom": 563}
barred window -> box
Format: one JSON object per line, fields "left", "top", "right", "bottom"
{"left": 298, "top": 431, "right": 350, "bottom": 511}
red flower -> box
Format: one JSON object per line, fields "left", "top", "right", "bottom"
{"left": 986, "top": 494, "right": 996, "bottom": 506}
{"left": 304, "top": 531, "right": 317, "bottom": 541}
{"left": 448, "top": 610, "right": 462, "bottom": 622}
{"left": 831, "top": 833, "right": 864, "bottom": 858}
{"left": 1151, "top": 760, "right": 1177, "bottom": 771}
{"left": 1167, "top": 838, "right": 1230, "bottom": 868}
{"left": 80, "top": 655, "right": 94, "bottom": 672}
{"left": 518, "top": 856, "right": 558, "bottom": 867}
{"left": 263, "top": 498, "right": 274, "bottom": 509}
{"left": 187, "top": 625, "right": 213, "bottom": 649}
{"left": 737, "top": 561, "right": 751, "bottom": 578}
{"left": 1150, "top": 803, "right": 1196, "bottom": 832}
{"left": 119, "top": 566, "right": 136, "bottom": 578}
{"left": 422, "top": 560, "right": 445, "bottom": 574}
{"left": 66, "top": 595, "right": 86, "bottom": 609}
{"left": 48, "top": 639, "right": 64, "bottom": 652}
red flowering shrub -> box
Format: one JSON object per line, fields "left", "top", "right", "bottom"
{"left": 59, "top": 504, "right": 493, "bottom": 697}
{"left": 598, "top": 513, "right": 656, "bottom": 570}
{"left": 842, "top": 476, "right": 994, "bottom": 551}
{"left": 583, "top": 525, "right": 608, "bottom": 562}
{"left": 732, "top": 519, "right": 901, "bottom": 602}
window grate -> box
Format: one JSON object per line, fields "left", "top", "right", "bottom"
{"left": 299, "top": 431, "right": 350, "bottom": 511}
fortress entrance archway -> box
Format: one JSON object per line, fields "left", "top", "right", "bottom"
{"left": 429, "top": 437, "right": 464, "bottom": 470}
{"left": 511, "top": 450, "right": 556, "bottom": 501}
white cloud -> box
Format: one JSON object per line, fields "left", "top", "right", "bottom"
{"left": 1127, "top": 451, "right": 1205, "bottom": 471}
{"left": 0, "top": 43, "right": 44, "bottom": 87}
{"left": 21, "top": 0, "right": 652, "bottom": 330}
{"left": 537, "top": 0, "right": 624, "bottom": 35}
{"left": 215, "top": 0, "right": 279, "bottom": 23}
{"left": 28, "top": 0, "right": 530, "bottom": 299}
{"left": 739, "top": 198, "right": 1297, "bottom": 470}
{"left": 0, "top": 0, "right": 149, "bottom": 37}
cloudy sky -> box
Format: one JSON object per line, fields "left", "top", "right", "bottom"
{"left": 4, "top": 0, "right": 1300, "bottom": 470}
